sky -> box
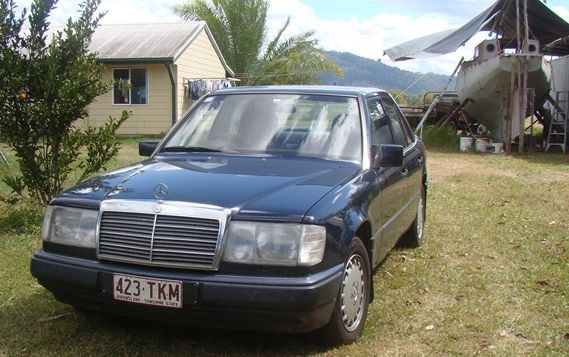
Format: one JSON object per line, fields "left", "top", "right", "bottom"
{"left": 12, "top": 0, "right": 569, "bottom": 75}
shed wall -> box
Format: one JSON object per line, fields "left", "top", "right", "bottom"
{"left": 175, "top": 30, "right": 227, "bottom": 120}
{"left": 86, "top": 64, "right": 172, "bottom": 135}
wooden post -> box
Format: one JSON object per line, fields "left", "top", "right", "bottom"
{"left": 506, "top": 0, "right": 521, "bottom": 155}
{"left": 518, "top": 0, "right": 530, "bottom": 154}
{"left": 506, "top": 61, "right": 516, "bottom": 155}
{"left": 523, "top": 0, "right": 530, "bottom": 53}
{"left": 519, "top": 60, "right": 528, "bottom": 154}
{"left": 516, "top": 0, "right": 521, "bottom": 52}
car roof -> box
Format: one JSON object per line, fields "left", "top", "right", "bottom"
{"left": 212, "top": 85, "right": 388, "bottom": 97}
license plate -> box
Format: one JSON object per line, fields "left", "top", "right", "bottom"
{"left": 113, "top": 274, "right": 183, "bottom": 309}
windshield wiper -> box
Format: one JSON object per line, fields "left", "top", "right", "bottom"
{"left": 161, "top": 146, "right": 223, "bottom": 153}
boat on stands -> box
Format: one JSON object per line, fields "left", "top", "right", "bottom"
{"left": 458, "top": 38, "right": 550, "bottom": 141}
{"left": 384, "top": 0, "right": 569, "bottom": 143}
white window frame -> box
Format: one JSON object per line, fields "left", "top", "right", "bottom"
{"left": 112, "top": 68, "right": 149, "bottom": 106}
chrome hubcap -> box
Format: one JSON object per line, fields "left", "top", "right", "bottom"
{"left": 340, "top": 254, "right": 365, "bottom": 332}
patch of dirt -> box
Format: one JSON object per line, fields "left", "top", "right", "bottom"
{"left": 535, "top": 170, "right": 569, "bottom": 183}
{"left": 427, "top": 157, "right": 517, "bottom": 182}
{"left": 427, "top": 156, "right": 569, "bottom": 183}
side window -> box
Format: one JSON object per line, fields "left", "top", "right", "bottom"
{"left": 368, "top": 98, "right": 394, "bottom": 146}
{"left": 401, "top": 116, "right": 415, "bottom": 143}
{"left": 380, "top": 96, "right": 409, "bottom": 147}
{"left": 113, "top": 68, "right": 148, "bottom": 105}
{"left": 113, "top": 69, "right": 130, "bottom": 104}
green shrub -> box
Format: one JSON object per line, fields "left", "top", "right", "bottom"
{"left": 419, "top": 126, "right": 459, "bottom": 151}
{"left": 0, "top": 205, "right": 43, "bottom": 235}
{"left": 0, "top": 0, "right": 129, "bottom": 204}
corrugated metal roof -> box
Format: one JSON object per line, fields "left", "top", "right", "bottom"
{"left": 89, "top": 22, "right": 204, "bottom": 61}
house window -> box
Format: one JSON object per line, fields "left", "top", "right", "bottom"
{"left": 113, "top": 68, "right": 147, "bottom": 105}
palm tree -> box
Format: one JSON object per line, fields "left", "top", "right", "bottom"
{"left": 173, "top": 0, "right": 342, "bottom": 85}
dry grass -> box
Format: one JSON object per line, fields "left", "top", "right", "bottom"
{"left": 0, "top": 145, "right": 568, "bottom": 356}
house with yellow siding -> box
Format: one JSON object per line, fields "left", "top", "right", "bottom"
{"left": 86, "top": 22, "right": 234, "bottom": 135}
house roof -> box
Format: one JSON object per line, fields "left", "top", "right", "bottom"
{"left": 89, "top": 22, "right": 234, "bottom": 76}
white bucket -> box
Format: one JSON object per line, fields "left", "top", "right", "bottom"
{"left": 475, "top": 138, "right": 489, "bottom": 153}
{"left": 491, "top": 142, "right": 504, "bottom": 154}
{"left": 460, "top": 137, "right": 473, "bottom": 152}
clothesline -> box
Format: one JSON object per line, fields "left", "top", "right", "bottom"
{"left": 183, "top": 77, "right": 241, "bottom": 82}
{"left": 185, "top": 78, "right": 238, "bottom": 100}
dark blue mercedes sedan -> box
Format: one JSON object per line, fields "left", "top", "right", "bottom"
{"left": 32, "top": 85, "right": 427, "bottom": 344}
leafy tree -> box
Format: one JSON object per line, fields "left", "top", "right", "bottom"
{"left": 0, "top": 0, "right": 129, "bottom": 204}
{"left": 388, "top": 89, "right": 409, "bottom": 106}
{"left": 173, "top": 0, "right": 342, "bottom": 85}
{"left": 407, "top": 93, "right": 424, "bottom": 107}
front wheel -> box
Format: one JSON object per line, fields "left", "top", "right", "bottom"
{"left": 321, "top": 237, "right": 371, "bottom": 345}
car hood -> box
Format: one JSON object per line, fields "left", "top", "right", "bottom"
{"left": 60, "top": 154, "right": 360, "bottom": 221}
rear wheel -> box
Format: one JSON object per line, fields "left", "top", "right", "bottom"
{"left": 321, "top": 237, "right": 370, "bottom": 345}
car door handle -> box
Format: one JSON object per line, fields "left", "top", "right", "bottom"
{"left": 401, "top": 168, "right": 409, "bottom": 177}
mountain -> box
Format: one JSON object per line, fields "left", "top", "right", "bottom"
{"left": 321, "top": 51, "right": 451, "bottom": 95}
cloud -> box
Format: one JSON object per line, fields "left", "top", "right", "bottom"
{"left": 12, "top": 0, "right": 569, "bottom": 75}
{"left": 267, "top": 0, "right": 569, "bottom": 74}
{"left": 552, "top": 5, "right": 569, "bottom": 22}
{"left": 386, "top": 0, "right": 493, "bottom": 20}
{"left": 98, "top": 0, "right": 179, "bottom": 24}
{"left": 14, "top": 0, "right": 180, "bottom": 26}
{"left": 266, "top": 0, "right": 472, "bottom": 74}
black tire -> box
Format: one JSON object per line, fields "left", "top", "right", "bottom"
{"left": 320, "top": 237, "right": 371, "bottom": 345}
{"left": 399, "top": 184, "right": 426, "bottom": 248}
{"left": 448, "top": 120, "right": 457, "bottom": 133}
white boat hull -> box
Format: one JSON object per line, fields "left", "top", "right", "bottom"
{"left": 458, "top": 54, "right": 550, "bottom": 142}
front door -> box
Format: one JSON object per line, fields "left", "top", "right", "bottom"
{"left": 380, "top": 94, "right": 423, "bottom": 228}
{"left": 366, "top": 97, "right": 407, "bottom": 266}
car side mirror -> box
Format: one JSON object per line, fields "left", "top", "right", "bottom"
{"left": 139, "top": 141, "right": 159, "bottom": 157}
{"left": 373, "top": 144, "right": 403, "bottom": 168}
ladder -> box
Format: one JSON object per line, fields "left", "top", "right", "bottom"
{"left": 545, "top": 91, "right": 568, "bottom": 154}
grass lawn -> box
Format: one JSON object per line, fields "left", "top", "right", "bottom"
{"left": 0, "top": 142, "right": 568, "bottom": 355}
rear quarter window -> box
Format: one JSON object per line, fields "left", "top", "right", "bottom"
{"left": 380, "top": 95, "right": 414, "bottom": 147}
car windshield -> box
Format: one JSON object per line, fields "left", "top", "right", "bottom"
{"left": 163, "top": 93, "right": 362, "bottom": 162}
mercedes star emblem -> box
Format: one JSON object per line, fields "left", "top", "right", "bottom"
{"left": 153, "top": 183, "right": 169, "bottom": 200}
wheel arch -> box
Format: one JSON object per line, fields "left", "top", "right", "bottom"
{"left": 422, "top": 171, "right": 428, "bottom": 216}
{"left": 354, "top": 220, "right": 374, "bottom": 302}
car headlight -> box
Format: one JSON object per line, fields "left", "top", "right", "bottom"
{"left": 223, "top": 221, "right": 326, "bottom": 266}
{"left": 41, "top": 206, "right": 98, "bottom": 248}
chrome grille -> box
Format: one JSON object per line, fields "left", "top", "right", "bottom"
{"left": 97, "top": 200, "right": 229, "bottom": 270}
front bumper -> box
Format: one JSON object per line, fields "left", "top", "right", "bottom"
{"left": 30, "top": 250, "right": 342, "bottom": 333}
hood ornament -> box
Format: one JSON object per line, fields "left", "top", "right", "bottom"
{"left": 153, "top": 183, "right": 169, "bottom": 200}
